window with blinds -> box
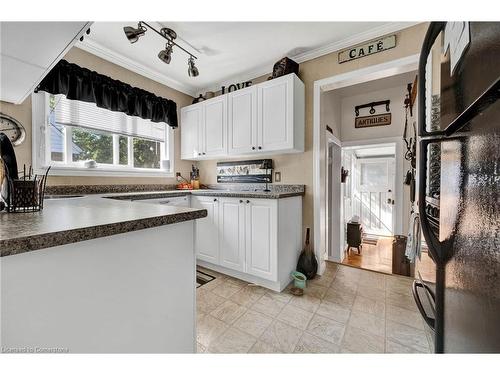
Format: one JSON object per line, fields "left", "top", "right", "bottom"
{"left": 43, "top": 93, "right": 172, "bottom": 174}
{"left": 52, "top": 94, "right": 166, "bottom": 142}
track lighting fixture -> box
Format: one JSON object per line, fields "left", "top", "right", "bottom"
{"left": 123, "top": 21, "right": 199, "bottom": 77}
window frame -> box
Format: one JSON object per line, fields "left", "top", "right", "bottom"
{"left": 32, "top": 92, "right": 175, "bottom": 178}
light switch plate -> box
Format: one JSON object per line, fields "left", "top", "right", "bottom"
{"left": 274, "top": 171, "right": 281, "bottom": 182}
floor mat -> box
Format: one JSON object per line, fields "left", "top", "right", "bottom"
{"left": 196, "top": 270, "right": 215, "bottom": 288}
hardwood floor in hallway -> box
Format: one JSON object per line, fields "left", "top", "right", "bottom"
{"left": 341, "top": 236, "right": 435, "bottom": 277}
{"left": 342, "top": 236, "right": 394, "bottom": 274}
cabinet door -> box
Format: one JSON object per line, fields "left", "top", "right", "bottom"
{"left": 192, "top": 197, "right": 219, "bottom": 263}
{"left": 257, "top": 75, "right": 293, "bottom": 152}
{"left": 228, "top": 86, "right": 258, "bottom": 154}
{"left": 203, "top": 96, "right": 227, "bottom": 157}
{"left": 219, "top": 198, "right": 246, "bottom": 272}
{"left": 245, "top": 199, "right": 278, "bottom": 281}
{"left": 181, "top": 105, "right": 202, "bottom": 160}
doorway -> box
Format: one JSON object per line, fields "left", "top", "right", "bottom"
{"left": 313, "top": 54, "right": 419, "bottom": 275}
{"left": 341, "top": 143, "right": 397, "bottom": 274}
{"left": 345, "top": 144, "right": 396, "bottom": 237}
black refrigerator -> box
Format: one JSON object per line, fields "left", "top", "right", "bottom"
{"left": 415, "top": 22, "right": 500, "bottom": 353}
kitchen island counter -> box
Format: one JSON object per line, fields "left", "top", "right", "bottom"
{"left": 0, "top": 195, "right": 207, "bottom": 257}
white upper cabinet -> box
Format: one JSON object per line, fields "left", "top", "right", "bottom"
{"left": 180, "top": 105, "right": 202, "bottom": 159}
{"left": 228, "top": 86, "right": 258, "bottom": 155}
{"left": 0, "top": 22, "right": 92, "bottom": 104}
{"left": 181, "top": 73, "right": 304, "bottom": 160}
{"left": 257, "top": 77, "right": 293, "bottom": 152}
{"left": 202, "top": 96, "right": 227, "bottom": 157}
{"left": 181, "top": 96, "right": 227, "bottom": 159}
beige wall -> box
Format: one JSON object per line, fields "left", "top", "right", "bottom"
{"left": 0, "top": 47, "right": 194, "bottom": 186}
{"left": 340, "top": 85, "right": 409, "bottom": 142}
{"left": 340, "top": 83, "right": 416, "bottom": 235}
{"left": 196, "top": 23, "right": 428, "bottom": 246}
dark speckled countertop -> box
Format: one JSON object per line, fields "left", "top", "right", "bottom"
{"left": 1, "top": 185, "right": 304, "bottom": 257}
{"left": 0, "top": 196, "right": 207, "bottom": 257}
{"left": 105, "top": 189, "right": 304, "bottom": 201}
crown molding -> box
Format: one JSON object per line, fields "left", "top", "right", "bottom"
{"left": 77, "top": 22, "right": 419, "bottom": 98}
{"left": 197, "top": 22, "right": 420, "bottom": 94}
{"left": 292, "top": 22, "right": 419, "bottom": 63}
{"left": 76, "top": 39, "right": 198, "bottom": 97}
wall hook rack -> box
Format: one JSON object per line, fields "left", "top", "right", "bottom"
{"left": 355, "top": 100, "right": 390, "bottom": 116}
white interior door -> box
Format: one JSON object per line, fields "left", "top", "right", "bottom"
{"left": 355, "top": 157, "right": 395, "bottom": 236}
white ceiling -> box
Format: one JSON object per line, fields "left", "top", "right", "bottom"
{"left": 79, "top": 22, "right": 416, "bottom": 96}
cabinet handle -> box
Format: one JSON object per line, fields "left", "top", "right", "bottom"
{"left": 258, "top": 146, "right": 262, "bottom": 150}
{"left": 239, "top": 199, "right": 243, "bottom": 203}
{"left": 203, "top": 152, "right": 206, "bottom": 155}
{"left": 246, "top": 200, "right": 250, "bottom": 204}
{"left": 213, "top": 198, "right": 218, "bottom": 202}
{"left": 198, "top": 152, "right": 201, "bottom": 156}
{"left": 252, "top": 146, "right": 256, "bottom": 150}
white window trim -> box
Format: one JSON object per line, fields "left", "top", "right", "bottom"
{"left": 31, "top": 93, "right": 175, "bottom": 178}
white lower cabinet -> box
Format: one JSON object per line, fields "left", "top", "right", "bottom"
{"left": 192, "top": 196, "right": 219, "bottom": 264}
{"left": 245, "top": 199, "right": 277, "bottom": 281}
{"left": 219, "top": 198, "right": 246, "bottom": 272}
{"left": 194, "top": 195, "right": 302, "bottom": 291}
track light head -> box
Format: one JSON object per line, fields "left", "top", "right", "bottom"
{"left": 158, "top": 43, "right": 173, "bottom": 64}
{"left": 123, "top": 23, "right": 146, "bottom": 44}
{"left": 188, "top": 57, "right": 199, "bottom": 77}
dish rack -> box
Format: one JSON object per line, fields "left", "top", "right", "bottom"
{"left": 2, "top": 165, "right": 51, "bottom": 213}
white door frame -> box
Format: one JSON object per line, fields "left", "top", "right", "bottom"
{"left": 313, "top": 53, "right": 419, "bottom": 275}
{"left": 325, "top": 132, "right": 342, "bottom": 263}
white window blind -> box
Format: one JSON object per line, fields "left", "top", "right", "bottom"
{"left": 53, "top": 94, "right": 166, "bottom": 141}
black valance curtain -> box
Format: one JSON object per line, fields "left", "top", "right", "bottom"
{"left": 35, "top": 59, "right": 178, "bottom": 128}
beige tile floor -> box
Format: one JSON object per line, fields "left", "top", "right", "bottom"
{"left": 196, "top": 262, "right": 433, "bottom": 353}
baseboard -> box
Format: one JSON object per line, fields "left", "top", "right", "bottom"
{"left": 197, "top": 260, "right": 290, "bottom": 292}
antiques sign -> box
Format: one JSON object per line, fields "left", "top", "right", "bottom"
{"left": 339, "top": 35, "right": 396, "bottom": 63}
{"left": 355, "top": 113, "right": 392, "bottom": 128}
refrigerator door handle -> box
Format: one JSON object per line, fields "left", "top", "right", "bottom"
{"left": 412, "top": 280, "right": 436, "bottom": 331}
{"left": 418, "top": 137, "right": 465, "bottom": 265}
{"left": 418, "top": 138, "right": 444, "bottom": 264}
{"left": 418, "top": 22, "right": 446, "bottom": 137}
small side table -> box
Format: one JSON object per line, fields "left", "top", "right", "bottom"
{"left": 346, "top": 222, "right": 363, "bottom": 255}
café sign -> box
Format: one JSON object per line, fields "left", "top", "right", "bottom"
{"left": 339, "top": 35, "right": 396, "bottom": 63}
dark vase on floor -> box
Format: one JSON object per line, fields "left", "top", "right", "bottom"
{"left": 296, "top": 228, "right": 318, "bottom": 280}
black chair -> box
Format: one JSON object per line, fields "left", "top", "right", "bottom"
{"left": 346, "top": 222, "right": 363, "bottom": 255}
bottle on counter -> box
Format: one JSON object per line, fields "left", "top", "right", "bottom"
{"left": 190, "top": 164, "right": 200, "bottom": 190}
